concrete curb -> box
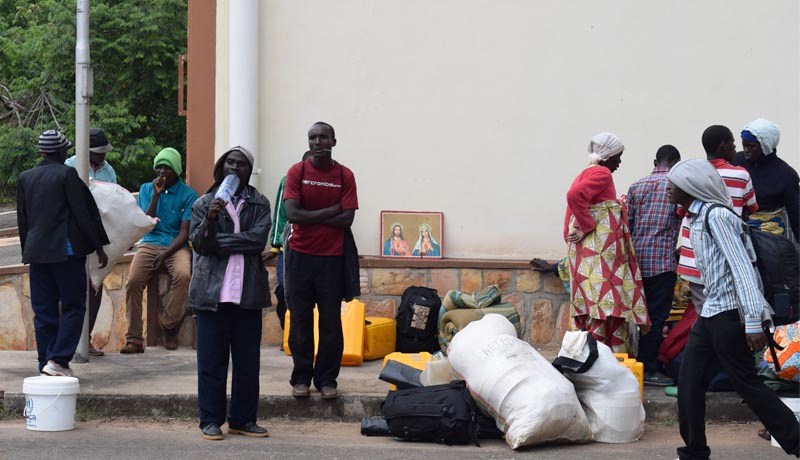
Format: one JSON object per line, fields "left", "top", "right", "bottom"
{"left": 2, "top": 391, "right": 756, "bottom": 423}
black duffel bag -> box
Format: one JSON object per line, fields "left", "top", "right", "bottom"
{"left": 380, "top": 380, "right": 480, "bottom": 446}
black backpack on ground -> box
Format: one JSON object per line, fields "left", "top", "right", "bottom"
{"left": 380, "top": 380, "right": 480, "bottom": 446}
{"left": 396, "top": 286, "right": 441, "bottom": 353}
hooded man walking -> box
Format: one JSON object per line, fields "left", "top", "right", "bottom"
{"left": 667, "top": 154, "right": 800, "bottom": 459}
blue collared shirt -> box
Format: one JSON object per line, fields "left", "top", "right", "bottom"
{"left": 688, "top": 199, "right": 765, "bottom": 333}
{"left": 64, "top": 156, "right": 117, "bottom": 184}
{"left": 138, "top": 180, "right": 198, "bottom": 247}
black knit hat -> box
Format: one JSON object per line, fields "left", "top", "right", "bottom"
{"left": 38, "top": 130, "right": 72, "bottom": 153}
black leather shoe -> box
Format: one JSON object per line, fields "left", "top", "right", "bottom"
{"left": 229, "top": 421, "right": 270, "bottom": 438}
{"left": 201, "top": 423, "right": 224, "bottom": 441}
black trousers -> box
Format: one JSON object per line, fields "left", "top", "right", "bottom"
{"left": 637, "top": 271, "right": 677, "bottom": 373}
{"left": 29, "top": 256, "right": 87, "bottom": 371}
{"left": 275, "top": 251, "right": 287, "bottom": 330}
{"left": 286, "top": 251, "right": 344, "bottom": 390}
{"left": 677, "top": 309, "right": 800, "bottom": 459}
{"left": 196, "top": 303, "right": 262, "bottom": 428}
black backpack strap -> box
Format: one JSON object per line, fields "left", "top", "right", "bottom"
{"left": 704, "top": 203, "right": 737, "bottom": 238}
{"left": 763, "top": 324, "right": 786, "bottom": 374}
{"left": 552, "top": 335, "right": 599, "bottom": 373}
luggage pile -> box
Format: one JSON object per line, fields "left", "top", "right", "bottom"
{"left": 367, "top": 292, "right": 646, "bottom": 450}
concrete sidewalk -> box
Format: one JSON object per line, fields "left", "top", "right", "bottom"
{"left": 0, "top": 346, "right": 757, "bottom": 422}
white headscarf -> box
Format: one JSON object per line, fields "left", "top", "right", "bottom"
{"left": 742, "top": 118, "right": 780, "bottom": 156}
{"left": 588, "top": 132, "right": 625, "bottom": 164}
{"left": 667, "top": 159, "right": 732, "bottom": 207}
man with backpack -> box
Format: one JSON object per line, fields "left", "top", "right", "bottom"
{"left": 667, "top": 152, "right": 799, "bottom": 458}
{"left": 284, "top": 122, "right": 359, "bottom": 400}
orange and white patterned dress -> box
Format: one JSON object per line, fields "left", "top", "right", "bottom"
{"left": 567, "top": 200, "right": 650, "bottom": 353}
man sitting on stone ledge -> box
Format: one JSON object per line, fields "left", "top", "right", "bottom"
{"left": 120, "top": 148, "right": 197, "bottom": 353}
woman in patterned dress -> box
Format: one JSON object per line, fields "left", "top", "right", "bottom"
{"left": 564, "top": 132, "right": 650, "bottom": 353}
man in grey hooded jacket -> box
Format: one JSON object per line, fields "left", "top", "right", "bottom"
{"left": 188, "top": 146, "right": 271, "bottom": 441}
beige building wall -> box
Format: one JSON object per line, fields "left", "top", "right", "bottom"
{"left": 215, "top": 1, "right": 800, "bottom": 259}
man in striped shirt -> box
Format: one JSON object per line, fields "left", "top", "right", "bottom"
{"left": 667, "top": 148, "right": 799, "bottom": 458}
{"left": 677, "top": 125, "right": 758, "bottom": 310}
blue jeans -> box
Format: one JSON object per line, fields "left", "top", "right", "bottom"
{"left": 29, "top": 256, "right": 87, "bottom": 371}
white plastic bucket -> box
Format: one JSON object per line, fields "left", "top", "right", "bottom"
{"left": 23, "top": 376, "right": 80, "bottom": 431}
{"left": 771, "top": 396, "right": 800, "bottom": 448}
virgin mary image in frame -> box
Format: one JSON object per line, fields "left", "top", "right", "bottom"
{"left": 412, "top": 223, "right": 440, "bottom": 257}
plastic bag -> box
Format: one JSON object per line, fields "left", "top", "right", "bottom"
{"left": 87, "top": 181, "right": 157, "bottom": 289}
{"left": 556, "top": 331, "right": 645, "bottom": 443}
{"left": 420, "top": 352, "right": 454, "bottom": 386}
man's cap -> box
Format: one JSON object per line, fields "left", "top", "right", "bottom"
{"left": 153, "top": 147, "right": 182, "bottom": 175}
{"left": 38, "top": 130, "right": 73, "bottom": 153}
{"left": 89, "top": 128, "right": 113, "bottom": 154}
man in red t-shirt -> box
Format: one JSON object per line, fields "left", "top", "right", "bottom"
{"left": 283, "top": 121, "right": 358, "bottom": 400}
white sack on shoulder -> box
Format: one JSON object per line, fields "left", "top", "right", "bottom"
{"left": 87, "top": 181, "right": 157, "bottom": 289}
{"left": 449, "top": 315, "right": 592, "bottom": 449}
{"left": 557, "top": 331, "right": 645, "bottom": 443}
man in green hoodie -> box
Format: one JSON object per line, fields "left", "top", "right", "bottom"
{"left": 262, "top": 151, "right": 311, "bottom": 333}
{"left": 120, "top": 148, "right": 198, "bottom": 353}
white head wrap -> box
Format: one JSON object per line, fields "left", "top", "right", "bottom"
{"left": 666, "top": 159, "right": 732, "bottom": 207}
{"left": 742, "top": 118, "right": 780, "bottom": 156}
{"left": 588, "top": 132, "right": 625, "bottom": 164}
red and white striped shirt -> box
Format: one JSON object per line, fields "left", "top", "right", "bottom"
{"left": 677, "top": 158, "right": 758, "bottom": 281}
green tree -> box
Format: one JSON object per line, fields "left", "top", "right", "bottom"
{"left": 0, "top": 0, "right": 187, "bottom": 194}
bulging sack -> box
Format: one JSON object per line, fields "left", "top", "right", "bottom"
{"left": 87, "top": 181, "right": 157, "bottom": 289}
{"left": 555, "top": 331, "right": 644, "bottom": 443}
{"left": 448, "top": 314, "right": 592, "bottom": 449}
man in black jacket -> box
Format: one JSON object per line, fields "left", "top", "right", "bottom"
{"left": 188, "top": 146, "right": 271, "bottom": 441}
{"left": 17, "top": 130, "right": 109, "bottom": 377}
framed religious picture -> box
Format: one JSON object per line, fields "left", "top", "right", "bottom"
{"left": 380, "top": 211, "right": 444, "bottom": 259}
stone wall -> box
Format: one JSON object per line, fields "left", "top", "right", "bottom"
{"left": 0, "top": 258, "right": 570, "bottom": 352}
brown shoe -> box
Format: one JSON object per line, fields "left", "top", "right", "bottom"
{"left": 164, "top": 330, "right": 179, "bottom": 350}
{"left": 120, "top": 342, "right": 144, "bottom": 354}
{"left": 88, "top": 346, "right": 105, "bottom": 357}
{"left": 291, "top": 384, "right": 310, "bottom": 398}
{"left": 320, "top": 386, "right": 338, "bottom": 400}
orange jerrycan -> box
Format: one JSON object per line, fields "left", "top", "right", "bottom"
{"left": 363, "top": 317, "right": 396, "bottom": 361}
{"left": 283, "top": 299, "right": 366, "bottom": 366}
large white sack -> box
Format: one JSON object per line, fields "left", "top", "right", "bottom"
{"left": 557, "top": 331, "right": 645, "bottom": 443}
{"left": 448, "top": 314, "right": 592, "bottom": 449}
{"left": 87, "top": 181, "right": 157, "bottom": 289}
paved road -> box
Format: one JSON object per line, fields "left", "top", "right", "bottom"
{"left": 0, "top": 419, "right": 791, "bottom": 460}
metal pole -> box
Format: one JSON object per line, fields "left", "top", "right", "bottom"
{"left": 74, "top": 0, "right": 93, "bottom": 363}
{"left": 229, "top": 0, "right": 259, "bottom": 186}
